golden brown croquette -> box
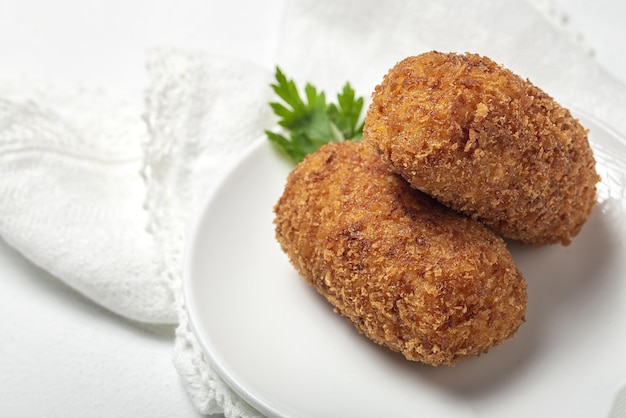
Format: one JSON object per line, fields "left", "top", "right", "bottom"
{"left": 273, "top": 141, "right": 527, "bottom": 366}
{"left": 364, "top": 51, "right": 600, "bottom": 245}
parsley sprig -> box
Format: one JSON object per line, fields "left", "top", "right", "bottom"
{"left": 265, "top": 67, "right": 365, "bottom": 162}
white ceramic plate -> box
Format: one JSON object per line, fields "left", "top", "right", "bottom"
{"left": 184, "top": 112, "right": 626, "bottom": 418}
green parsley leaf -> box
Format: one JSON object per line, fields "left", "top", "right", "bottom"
{"left": 265, "top": 67, "right": 365, "bottom": 163}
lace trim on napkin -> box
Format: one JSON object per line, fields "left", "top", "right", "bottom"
{"left": 142, "top": 48, "right": 274, "bottom": 417}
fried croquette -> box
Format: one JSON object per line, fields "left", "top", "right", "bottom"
{"left": 273, "top": 141, "right": 527, "bottom": 366}
{"left": 364, "top": 51, "right": 600, "bottom": 245}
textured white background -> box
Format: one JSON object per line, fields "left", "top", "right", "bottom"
{"left": 0, "top": 0, "right": 624, "bottom": 417}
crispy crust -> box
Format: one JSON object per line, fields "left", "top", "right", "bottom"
{"left": 364, "top": 51, "right": 600, "bottom": 245}
{"left": 274, "top": 141, "right": 527, "bottom": 366}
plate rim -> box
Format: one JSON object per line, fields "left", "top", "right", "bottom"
{"left": 182, "top": 136, "right": 290, "bottom": 417}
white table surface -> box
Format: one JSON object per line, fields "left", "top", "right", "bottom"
{"left": 0, "top": 1, "right": 624, "bottom": 417}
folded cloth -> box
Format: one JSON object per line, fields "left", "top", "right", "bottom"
{"left": 1, "top": 0, "right": 626, "bottom": 417}
{"left": 0, "top": 50, "right": 275, "bottom": 415}
{"left": 0, "top": 81, "right": 177, "bottom": 323}
{"left": 143, "top": 49, "right": 275, "bottom": 416}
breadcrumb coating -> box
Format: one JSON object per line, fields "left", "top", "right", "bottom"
{"left": 364, "top": 51, "right": 600, "bottom": 245}
{"left": 274, "top": 141, "right": 527, "bottom": 366}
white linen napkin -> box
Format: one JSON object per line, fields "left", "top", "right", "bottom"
{"left": 143, "top": 49, "right": 275, "bottom": 416}
{"left": 0, "top": 81, "right": 177, "bottom": 323}
{"left": 1, "top": 0, "right": 625, "bottom": 417}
